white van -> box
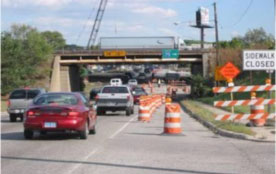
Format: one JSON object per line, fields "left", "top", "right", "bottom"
{"left": 110, "top": 78, "right": 122, "bottom": 86}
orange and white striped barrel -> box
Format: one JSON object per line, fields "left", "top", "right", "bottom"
{"left": 250, "top": 104, "right": 266, "bottom": 126}
{"left": 158, "top": 95, "right": 162, "bottom": 107}
{"left": 153, "top": 96, "right": 158, "bottom": 109}
{"left": 138, "top": 104, "right": 151, "bottom": 122}
{"left": 162, "top": 95, "right": 165, "bottom": 104}
{"left": 164, "top": 104, "right": 182, "bottom": 134}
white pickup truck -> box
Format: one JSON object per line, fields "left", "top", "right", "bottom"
{"left": 96, "top": 85, "right": 134, "bottom": 116}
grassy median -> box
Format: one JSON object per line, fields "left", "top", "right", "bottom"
{"left": 181, "top": 100, "right": 255, "bottom": 136}
{"left": 1, "top": 100, "right": 7, "bottom": 112}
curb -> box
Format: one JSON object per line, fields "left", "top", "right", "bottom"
{"left": 179, "top": 102, "right": 275, "bottom": 143}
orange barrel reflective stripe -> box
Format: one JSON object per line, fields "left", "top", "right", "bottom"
{"left": 157, "top": 95, "right": 162, "bottom": 107}
{"left": 138, "top": 103, "right": 151, "bottom": 122}
{"left": 164, "top": 104, "right": 182, "bottom": 134}
{"left": 250, "top": 103, "right": 266, "bottom": 126}
{"left": 162, "top": 95, "right": 165, "bottom": 104}
{"left": 150, "top": 99, "right": 155, "bottom": 117}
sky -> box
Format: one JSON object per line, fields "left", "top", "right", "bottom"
{"left": 1, "top": 0, "right": 275, "bottom": 47}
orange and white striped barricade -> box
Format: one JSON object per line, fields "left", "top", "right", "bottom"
{"left": 215, "top": 113, "right": 276, "bottom": 121}
{"left": 164, "top": 104, "right": 182, "bottom": 134}
{"left": 213, "top": 83, "right": 276, "bottom": 122}
{"left": 138, "top": 102, "right": 151, "bottom": 122}
{"left": 214, "top": 98, "right": 275, "bottom": 107}
{"left": 213, "top": 85, "right": 276, "bottom": 93}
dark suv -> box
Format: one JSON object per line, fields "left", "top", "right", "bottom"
{"left": 7, "top": 88, "right": 46, "bottom": 122}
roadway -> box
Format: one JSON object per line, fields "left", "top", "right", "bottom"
{"left": 1, "top": 104, "right": 275, "bottom": 174}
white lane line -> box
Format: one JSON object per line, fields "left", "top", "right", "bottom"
{"left": 68, "top": 148, "right": 99, "bottom": 174}
{"left": 109, "top": 116, "right": 136, "bottom": 139}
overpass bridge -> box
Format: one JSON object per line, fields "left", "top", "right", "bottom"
{"left": 50, "top": 49, "right": 210, "bottom": 92}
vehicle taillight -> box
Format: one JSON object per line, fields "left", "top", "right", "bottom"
{"left": 127, "top": 95, "right": 130, "bottom": 101}
{"left": 27, "top": 111, "right": 34, "bottom": 116}
{"left": 68, "top": 111, "right": 79, "bottom": 116}
{"left": 27, "top": 110, "right": 41, "bottom": 117}
{"left": 7, "top": 100, "right": 10, "bottom": 108}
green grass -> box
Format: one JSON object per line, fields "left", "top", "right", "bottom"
{"left": 181, "top": 100, "right": 255, "bottom": 136}
{"left": 1, "top": 100, "right": 7, "bottom": 112}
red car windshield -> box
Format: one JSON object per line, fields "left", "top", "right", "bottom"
{"left": 33, "top": 94, "right": 78, "bottom": 106}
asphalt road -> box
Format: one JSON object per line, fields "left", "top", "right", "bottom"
{"left": 1, "top": 104, "right": 275, "bottom": 174}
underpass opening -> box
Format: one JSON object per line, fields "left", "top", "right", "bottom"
{"left": 50, "top": 50, "right": 210, "bottom": 93}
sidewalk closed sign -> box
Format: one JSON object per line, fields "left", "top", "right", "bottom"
{"left": 243, "top": 50, "right": 276, "bottom": 70}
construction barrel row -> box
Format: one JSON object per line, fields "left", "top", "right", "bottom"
{"left": 138, "top": 94, "right": 164, "bottom": 122}
{"left": 138, "top": 94, "right": 182, "bottom": 134}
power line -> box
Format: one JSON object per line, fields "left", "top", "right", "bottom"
{"left": 75, "top": 0, "right": 98, "bottom": 45}
{"left": 232, "top": 0, "right": 254, "bottom": 27}
{"left": 217, "top": 0, "right": 254, "bottom": 29}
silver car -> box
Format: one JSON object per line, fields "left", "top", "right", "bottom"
{"left": 7, "top": 88, "right": 46, "bottom": 122}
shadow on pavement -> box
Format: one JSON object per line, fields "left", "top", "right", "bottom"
{"left": 127, "top": 132, "right": 161, "bottom": 136}
{"left": 98, "top": 112, "right": 127, "bottom": 117}
{"left": 1, "top": 119, "right": 22, "bottom": 124}
{"left": 1, "top": 155, "right": 235, "bottom": 174}
{"left": 127, "top": 132, "right": 186, "bottom": 137}
{"left": 1, "top": 132, "right": 82, "bottom": 141}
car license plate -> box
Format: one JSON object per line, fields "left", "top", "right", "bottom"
{"left": 44, "top": 122, "right": 57, "bottom": 128}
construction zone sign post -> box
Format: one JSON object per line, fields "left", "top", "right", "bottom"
{"left": 243, "top": 50, "right": 275, "bottom": 113}
{"left": 213, "top": 58, "right": 276, "bottom": 126}
{"left": 219, "top": 62, "right": 240, "bottom": 113}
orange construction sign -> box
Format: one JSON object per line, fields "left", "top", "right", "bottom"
{"left": 219, "top": 62, "right": 240, "bottom": 80}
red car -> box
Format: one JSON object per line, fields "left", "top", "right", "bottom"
{"left": 23, "top": 92, "right": 97, "bottom": 140}
{"left": 132, "top": 86, "right": 148, "bottom": 104}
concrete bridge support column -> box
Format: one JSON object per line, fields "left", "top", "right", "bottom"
{"left": 50, "top": 56, "right": 61, "bottom": 92}
{"left": 202, "top": 53, "right": 209, "bottom": 78}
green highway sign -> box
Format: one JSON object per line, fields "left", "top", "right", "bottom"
{"left": 162, "top": 49, "right": 179, "bottom": 59}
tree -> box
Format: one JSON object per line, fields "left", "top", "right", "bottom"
{"left": 190, "top": 75, "right": 212, "bottom": 98}
{"left": 41, "top": 31, "right": 66, "bottom": 50}
{"left": 243, "top": 27, "right": 275, "bottom": 48}
{"left": 1, "top": 24, "right": 52, "bottom": 95}
{"left": 229, "top": 37, "right": 244, "bottom": 49}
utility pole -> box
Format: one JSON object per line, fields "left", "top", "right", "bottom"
{"left": 214, "top": 2, "right": 219, "bottom": 66}
{"left": 213, "top": 2, "right": 220, "bottom": 87}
